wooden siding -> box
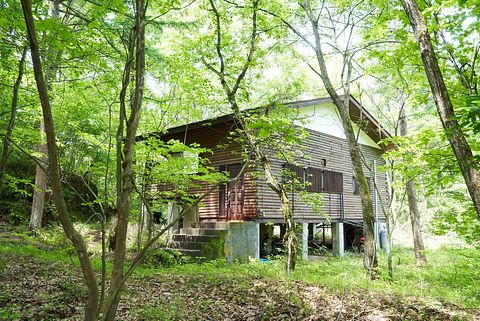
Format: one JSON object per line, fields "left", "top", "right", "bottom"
{"left": 256, "top": 128, "right": 388, "bottom": 222}
{"left": 148, "top": 122, "right": 258, "bottom": 221}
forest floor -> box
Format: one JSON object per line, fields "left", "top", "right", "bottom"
{"left": 0, "top": 226, "right": 479, "bottom": 321}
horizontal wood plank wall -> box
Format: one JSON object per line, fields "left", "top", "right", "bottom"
{"left": 256, "top": 128, "right": 387, "bottom": 223}
{"left": 148, "top": 122, "right": 258, "bottom": 221}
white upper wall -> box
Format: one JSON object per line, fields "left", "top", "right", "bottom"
{"left": 294, "top": 102, "right": 381, "bottom": 149}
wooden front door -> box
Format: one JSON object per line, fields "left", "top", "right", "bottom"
{"left": 219, "top": 164, "right": 245, "bottom": 221}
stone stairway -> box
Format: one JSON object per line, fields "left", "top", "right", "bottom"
{"left": 168, "top": 222, "right": 229, "bottom": 259}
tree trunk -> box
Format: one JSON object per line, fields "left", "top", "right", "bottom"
{"left": 102, "top": 166, "right": 249, "bottom": 321}
{"left": 299, "top": 0, "right": 377, "bottom": 275}
{"left": 206, "top": 0, "right": 297, "bottom": 272}
{"left": 29, "top": 0, "right": 60, "bottom": 232}
{"left": 262, "top": 157, "right": 297, "bottom": 272}
{"left": 405, "top": 179, "right": 427, "bottom": 265}
{"left": 400, "top": 0, "right": 480, "bottom": 219}
{"left": 104, "top": 0, "right": 145, "bottom": 319}
{"left": 385, "top": 169, "right": 395, "bottom": 281}
{"left": 0, "top": 47, "right": 27, "bottom": 186}
{"left": 227, "top": 108, "right": 297, "bottom": 273}
{"left": 21, "top": 1, "right": 99, "bottom": 320}
{"left": 29, "top": 121, "right": 47, "bottom": 232}
{"left": 399, "top": 107, "right": 427, "bottom": 266}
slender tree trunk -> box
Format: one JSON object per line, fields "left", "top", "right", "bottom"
{"left": 262, "top": 157, "right": 297, "bottom": 272}
{"left": 299, "top": 0, "right": 377, "bottom": 275}
{"left": 385, "top": 169, "right": 395, "bottom": 280}
{"left": 21, "top": 1, "right": 99, "bottom": 320}
{"left": 399, "top": 107, "right": 427, "bottom": 265}
{"left": 29, "top": 0, "right": 60, "bottom": 231}
{"left": 226, "top": 103, "right": 297, "bottom": 273}
{"left": 104, "top": 0, "right": 145, "bottom": 319}
{"left": 0, "top": 48, "right": 27, "bottom": 187}
{"left": 29, "top": 122, "right": 47, "bottom": 231}
{"left": 227, "top": 107, "right": 297, "bottom": 272}
{"left": 400, "top": 0, "right": 480, "bottom": 219}
{"left": 405, "top": 179, "right": 427, "bottom": 265}
{"left": 206, "top": 0, "right": 297, "bottom": 272}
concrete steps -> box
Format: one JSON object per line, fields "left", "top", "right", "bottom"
{"left": 173, "top": 234, "right": 220, "bottom": 243}
{"left": 189, "top": 222, "right": 229, "bottom": 229}
{"left": 169, "top": 222, "right": 228, "bottom": 259}
{"left": 179, "top": 228, "right": 227, "bottom": 236}
{"left": 170, "top": 241, "right": 209, "bottom": 251}
{"left": 165, "top": 248, "right": 202, "bottom": 257}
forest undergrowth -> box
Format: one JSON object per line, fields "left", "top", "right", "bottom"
{"left": 0, "top": 224, "right": 479, "bottom": 321}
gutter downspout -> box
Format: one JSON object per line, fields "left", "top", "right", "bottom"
{"left": 373, "top": 160, "right": 379, "bottom": 246}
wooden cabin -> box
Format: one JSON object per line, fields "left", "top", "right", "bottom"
{"left": 148, "top": 95, "right": 391, "bottom": 261}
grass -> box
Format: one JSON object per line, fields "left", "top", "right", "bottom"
{"left": 1, "top": 227, "right": 479, "bottom": 310}
{"left": 290, "top": 248, "right": 480, "bottom": 308}
{"left": 147, "top": 247, "right": 480, "bottom": 309}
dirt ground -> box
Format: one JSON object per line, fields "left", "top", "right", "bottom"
{"left": 1, "top": 252, "right": 478, "bottom": 321}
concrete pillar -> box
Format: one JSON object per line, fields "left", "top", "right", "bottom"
{"left": 225, "top": 221, "right": 259, "bottom": 263}
{"left": 301, "top": 223, "right": 308, "bottom": 260}
{"left": 312, "top": 223, "right": 318, "bottom": 239}
{"left": 182, "top": 204, "right": 199, "bottom": 228}
{"left": 332, "top": 222, "right": 344, "bottom": 257}
{"left": 166, "top": 202, "right": 180, "bottom": 236}
{"left": 378, "top": 221, "right": 389, "bottom": 252}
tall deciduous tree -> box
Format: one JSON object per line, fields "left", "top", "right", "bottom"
{"left": 203, "top": 0, "right": 298, "bottom": 272}
{"left": 22, "top": 0, "right": 148, "bottom": 319}
{"left": 399, "top": 104, "right": 427, "bottom": 266}
{"left": 0, "top": 47, "right": 27, "bottom": 186}
{"left": 104, "top": 0, "right": 146, "bottom": 318}
{"left": 29, "top": 0, "right": 61, "bottom": 232}
{"left": 279, "top": 0, "right": 378, "bottom": 274}
{"left": 20, "top": 0, "right": 99, "bottom": 319}
{"left": 400, "top": 0, "right": 480, "bottom": 219}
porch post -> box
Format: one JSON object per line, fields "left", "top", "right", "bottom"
{"left": 332, "top": 222, "right": 344, "bottom": 257}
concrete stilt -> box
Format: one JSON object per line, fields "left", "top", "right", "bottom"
{"left": 312, "top": 223, "right": 318, "bottom": 239}
{"left": 332, "top": 222, "right": 344, "bottom": 257}
{"left": 300, "top": 223, "right": 308, "bottom": 261}
{"left": 167, "top": 202, "right": 180, "bottom": 237}
{"left": 225, "top": 221, "right": 259, "bottom": 263}
{"left": 378, "top": 221, "right": 389, "bottom": 252}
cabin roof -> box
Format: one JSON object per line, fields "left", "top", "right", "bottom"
{"left": 146, "top": 95, "right": 392, "bottom": 149}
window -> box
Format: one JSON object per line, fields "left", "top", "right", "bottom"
{"left": 323, "top": 170, "right": 343, "bottom": 193}
{"left": 284, "top": 163, "right": 343, "bottom": 193}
